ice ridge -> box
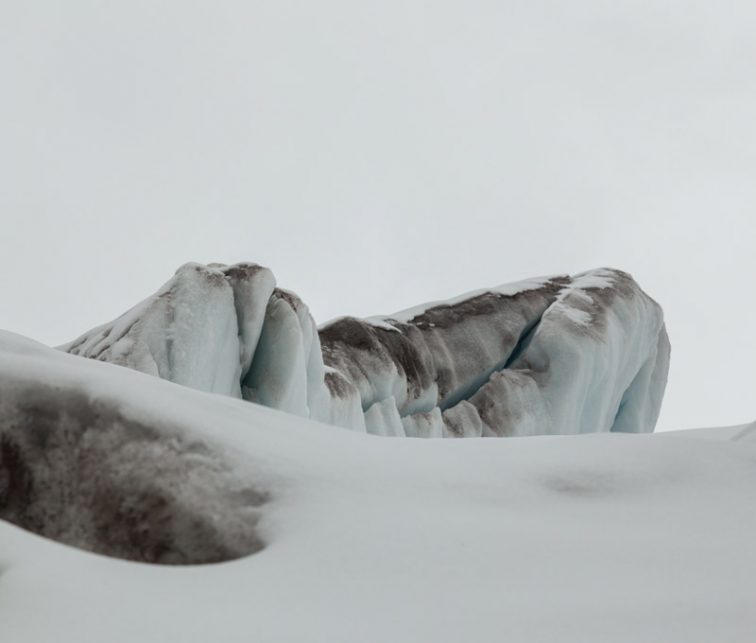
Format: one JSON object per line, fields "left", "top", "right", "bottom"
{"left": 62, "top": 263, "right": 670, "bottom": 437}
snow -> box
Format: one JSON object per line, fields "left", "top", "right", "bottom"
{"left": 662, "top": 422, "right": 756, "bottom": 442}
{"left": 363, "top": 275, "right": 559, "bottom": 327}
{"left": 0, "top": 331, "right": 754, "bottom": 642}
{"left": 62, "top": 263, "right": 670, "bottom": 438}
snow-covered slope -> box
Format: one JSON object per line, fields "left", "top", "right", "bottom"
{"left": 62, "top": 263, "right": 670, "bottom": 437}
{"left": 0, "top": 331, "right": 753, "bottom": 643}
{"left": 0, "top": 332, "right": 269, "bottom": 565}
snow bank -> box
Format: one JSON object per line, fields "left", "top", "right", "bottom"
{"left": 0, "top": 332, "right": 267, "bottom": 565}
{"left": 0, "top": 331, "right": 753, "bottom": 642}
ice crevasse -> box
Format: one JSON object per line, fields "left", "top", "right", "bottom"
{"left": 62, "top": 262, "right": 670, "bottom": 437}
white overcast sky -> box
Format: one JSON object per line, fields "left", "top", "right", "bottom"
{"left": 1, "top": 1, "right": 754, "bottom": 431}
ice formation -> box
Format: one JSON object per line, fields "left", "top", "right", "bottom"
{"left": 62, "top": 263, "right": 670, "bottom": 437}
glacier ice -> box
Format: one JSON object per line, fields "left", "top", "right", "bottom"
{"left": 62, "top": 263, "right": 670, "bottom": 437}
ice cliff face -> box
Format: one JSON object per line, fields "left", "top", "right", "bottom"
{"left": 62, "top": 263, "right": 670, "bottom": 437}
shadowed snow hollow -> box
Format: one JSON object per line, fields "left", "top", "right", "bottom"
{"left": 62, "top": 263, "right": 670, "bottom": 437}
{"left": 0, "top": 333, "right": 269, "bottom": 565}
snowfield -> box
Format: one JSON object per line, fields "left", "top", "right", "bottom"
{"left": 1, "top": 331, "right": 754, "bottom": 642}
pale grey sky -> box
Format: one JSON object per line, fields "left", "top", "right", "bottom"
{"left": 1, "top": 1, "right": 754, "bottom": 431}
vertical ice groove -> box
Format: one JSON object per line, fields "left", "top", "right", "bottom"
{"left": 221, "top": 263, "right": 277, "bottom": 384}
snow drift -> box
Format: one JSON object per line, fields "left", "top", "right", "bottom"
{"left": 0, "top": 330, "right": 754, "bottom": 642}
{"left": 63, "top": 262, "right": 670, "bottom": 437}
{"left": 0, "top": 333, "right": 267, "bottom": 565}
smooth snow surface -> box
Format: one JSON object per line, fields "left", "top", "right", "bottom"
{"left": 62, "top": 263, "right": 670, "bottom": 437}
{"left": 0, "top": 332, "right": 753, "bottom": 642}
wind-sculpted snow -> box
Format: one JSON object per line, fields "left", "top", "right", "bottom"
{"left": 1, "top": 331, "right": 755, "bottom": 641}
{"left": 0, "top": 333, "right": 268, "bottom": 564}
{"left": 62, "top": 263, "right": 670, "bottom": 436}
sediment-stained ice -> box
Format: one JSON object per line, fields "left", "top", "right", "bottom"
{"left": 62, "top": 263, "right": 670, "bottom": 436}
